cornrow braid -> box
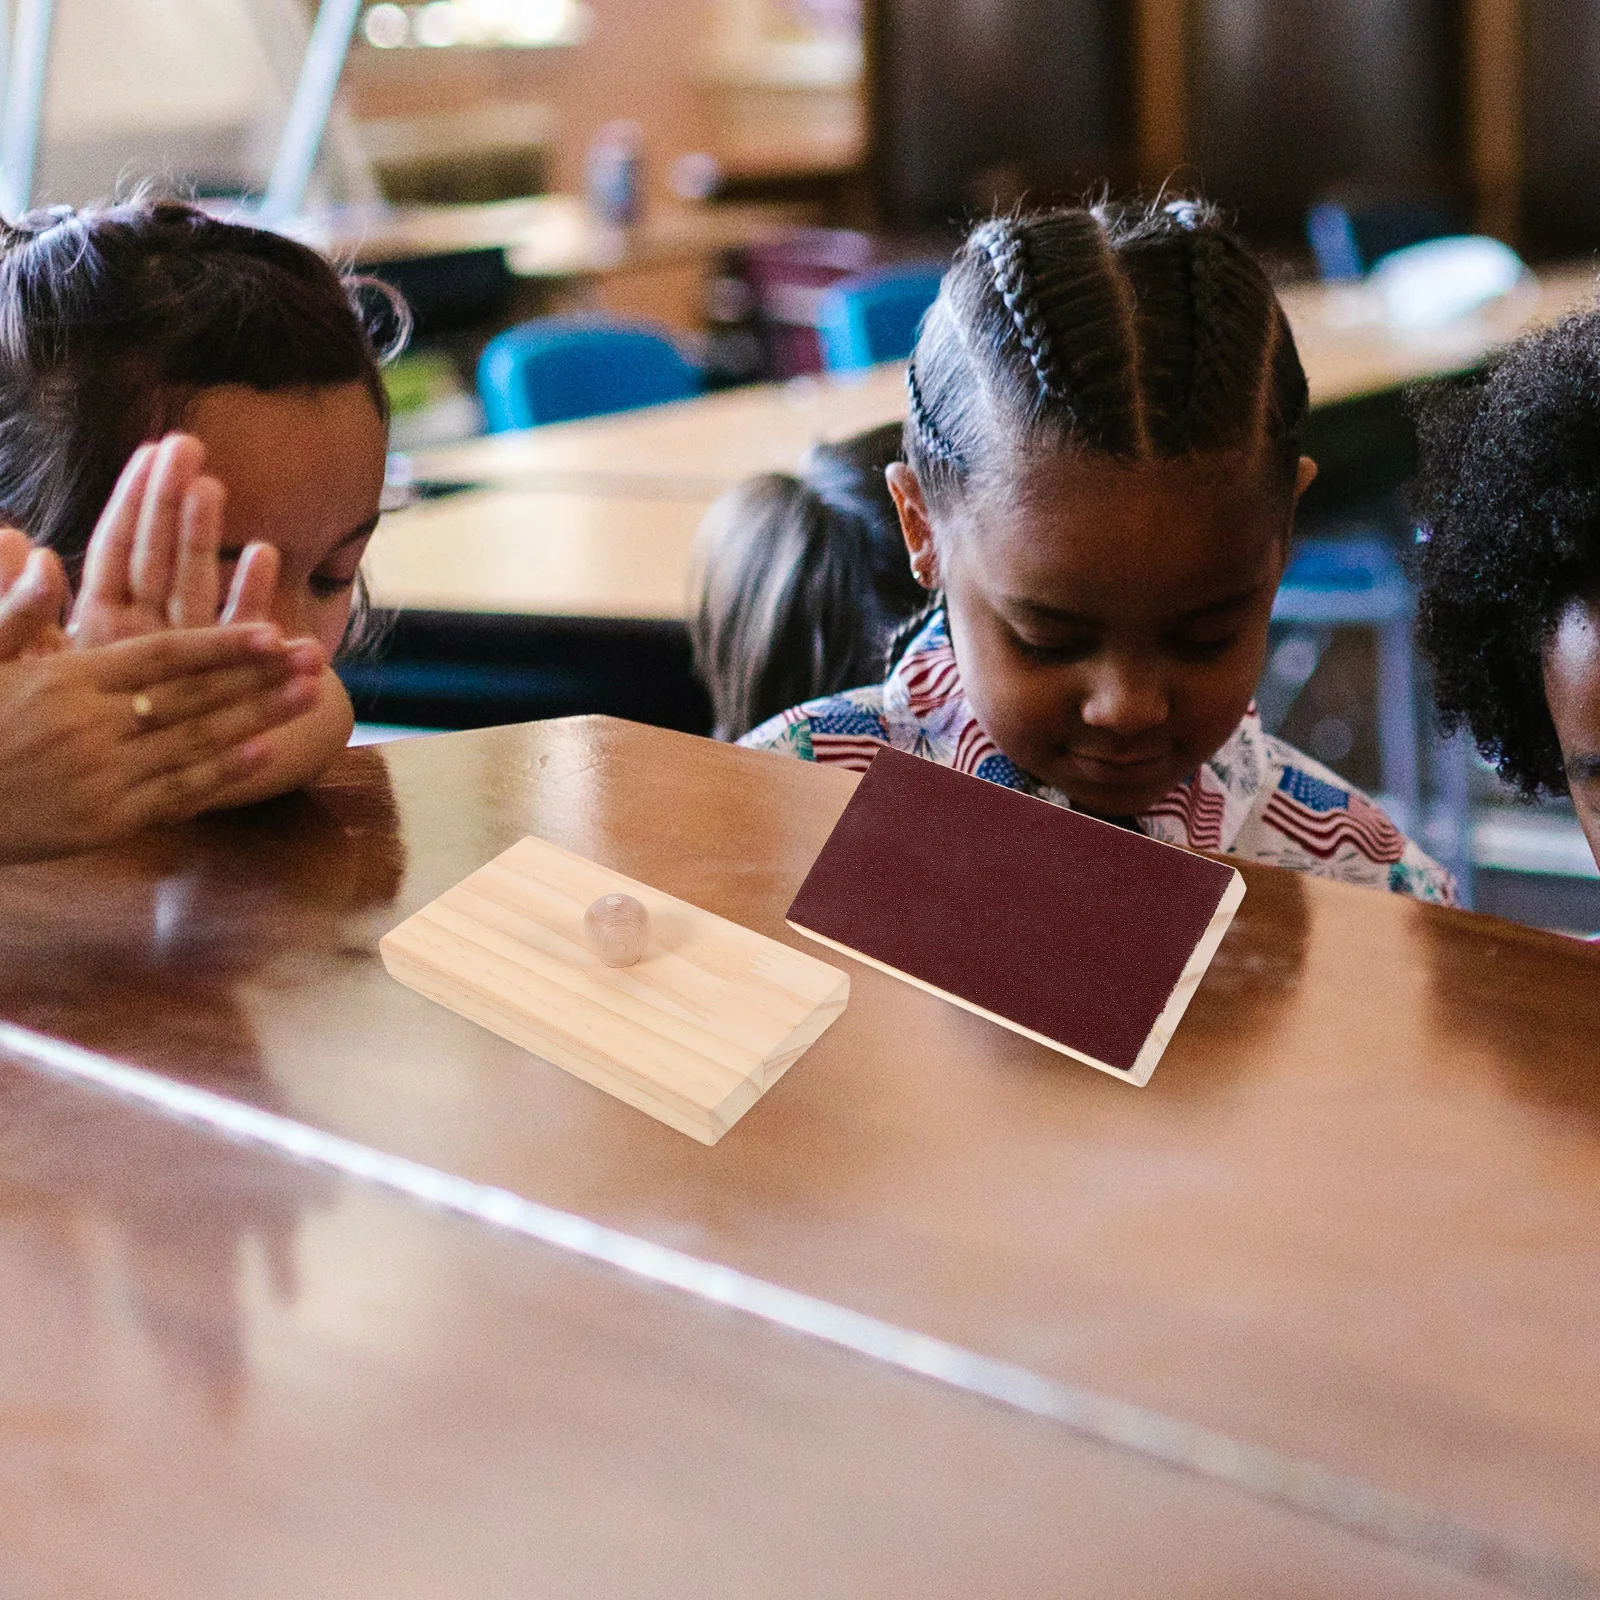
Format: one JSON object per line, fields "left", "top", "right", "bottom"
{"left": 974, "top": 218, "right": 1067, "bottom": 404}
{"left": 906, "top": 361, "right": 957, "bottom": 465}
{"left": 903, "top": 197, "right": 1308, "bottom": 506}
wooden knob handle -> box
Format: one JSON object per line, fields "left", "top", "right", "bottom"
{"left": 583, "top": 893, "right": 651, "bottom": 968}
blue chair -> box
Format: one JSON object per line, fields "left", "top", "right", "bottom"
{"left": 1306, "top": 196, "right": 1464, "bottom": 281}
{"left": 476, "top": 316, "right": 700, "bottom": 432}
{"left": 816, "top": 264, "right": 946, "bottom": 372}
{"left": 1265, "top": 536, "right": 1473, "bottom": 903}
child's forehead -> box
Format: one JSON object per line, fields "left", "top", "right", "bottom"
{"left": 176, "top": 381, "right": 386, "bottom": 551}
{"left": 951, "top": 446, "right": 1286, "bottom": 579}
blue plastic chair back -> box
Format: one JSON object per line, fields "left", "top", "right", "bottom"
{"left": 1273, "top": 537, "right": 1410, "bottom": 624}
{"left": 477, "top": 316, "right": 700, "bottom": 432}
{"left": 816, "top": 264, "right": 946, "bottom": 372}
{"left": 1306, "top": 198, "right": 1464, "bottom": 281}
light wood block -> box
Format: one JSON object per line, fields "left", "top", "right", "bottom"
{"left": 380, "top": 835, "right": 849, "bottom": 1144}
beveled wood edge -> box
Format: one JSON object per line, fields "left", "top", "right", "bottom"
{"left": 1129, "top": 868, "right": 1247, "bottom": 1086}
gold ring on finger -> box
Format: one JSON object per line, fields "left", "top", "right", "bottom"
{"left": 131, "top": 691, "right": 155, "bottom": 722}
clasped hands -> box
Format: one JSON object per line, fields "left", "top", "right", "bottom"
{"left": 0, "top": 436, "right": 330, "bottom": 862}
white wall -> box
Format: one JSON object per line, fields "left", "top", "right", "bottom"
{"left": 33, "top": 0, "right": 371, "bottom": 207}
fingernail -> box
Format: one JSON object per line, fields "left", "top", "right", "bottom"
{"left": 285, "top": 642, "right": 324, "bottom": 675}
{"left": 244, "top": 623, "right": 282, "bottom": 651}
{"left": 280, "top": 677, "right": 318, "bottom": 708}
{"left": 235, "top": 737, "right": 269, "bottom": 766}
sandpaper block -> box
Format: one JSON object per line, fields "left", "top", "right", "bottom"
{"left": 785, "top": 749, "right": 1243, "bottom": 1085}
{"left": 381, "top": 835, "right": 849, "bottom": 1143}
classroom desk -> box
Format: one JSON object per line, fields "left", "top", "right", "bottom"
{"left": 407, "top": 262, "right": 1600, "bottom": 494}
{"left": 0, "top": 1062, "right": 1525, "bottom": 1599}
{"left": 1, "top": 718, "right": 1596, "bottom": 1585}
{"left": 368, "top": 266, "right": 1600, "bottom": 632}
{"left": 364, "top": 486, "right": 706, "bottom": 620}
{"left": 289, "top": 192, "right": 801, "bottom": 279}
{"left": 406, "top": 360, "right": 910, "bottom": 498}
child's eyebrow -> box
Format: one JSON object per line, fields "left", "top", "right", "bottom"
{"left": 1172, "top": 584, "right": 1268, "bottom": 622}
{"left": 217, "top": 517, "right": 381, "bottom": 562}
{"left": 1006, "top": 584, "right": 1265, "bottom": 627}
{"left": 333, "top": 515, "right": 381, "bottom": 548}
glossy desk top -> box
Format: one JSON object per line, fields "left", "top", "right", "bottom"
{"left": 1, "top": 717, "right": 1597, "bottom": 1577}
{"left": 0, "top": 1060, "right": 1520, "bottom": 1598}
{"left": 410, "top": 266, "right": 1600, "bottom": 492}
{"left": 408, "top": 361, "right": 910, "bottom": 496}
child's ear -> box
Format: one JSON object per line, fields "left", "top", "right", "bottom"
{"left": 886, "top": 463, "right": 939, "bottom": 590}
{"left": 1294, "top": 455, "right": 1319, "bottom": 500}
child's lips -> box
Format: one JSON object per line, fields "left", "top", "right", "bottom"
{"left": 1067, "top": 748, "right": 1172, "bottom": 779}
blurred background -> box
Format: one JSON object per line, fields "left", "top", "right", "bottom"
{"left": 20, "top": 0, "right": 1600, "bottom": 930}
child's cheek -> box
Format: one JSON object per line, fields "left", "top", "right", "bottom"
{"left": 312, "top": 599, "right": 354, "bottom": 657}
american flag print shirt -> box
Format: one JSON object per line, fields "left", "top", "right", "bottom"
{"left": 740, "top": 610, "right": 1457, "bottom": 905}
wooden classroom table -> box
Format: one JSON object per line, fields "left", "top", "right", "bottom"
{"left": 0, "top": 1061, "right": 1524, "bottom": 1599}
{"left": 289, "top": 192, "right": 801, "bottom": 279}
{"left": 368, "top": 264, "right": 1600, "bottom": 626}
{"left": 363, "top": 485, "right": 706, "bottom": 620}
{"left": 0, "top": 718, "right": 1597, "bottom": 1594}
{"left": 406, "top": 261, "right": 1600, "bottom": 495}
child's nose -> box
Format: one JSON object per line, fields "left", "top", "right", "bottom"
{"left": 1079, "top": 663, "right": 1169, "bottom": 735}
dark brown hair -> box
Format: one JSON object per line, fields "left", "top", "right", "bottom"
{"left": 0, "top": 196, "right": 405, "bottom": 582}
{"left": 690, "top": 423, "right": 922, "bottom": 740}
{"left": 906, "top": 199, "right": 1309, "bottom": 512}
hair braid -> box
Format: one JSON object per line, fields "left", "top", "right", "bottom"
{"left": 906, "top": 361, "right": 957, "bottom": 465}
{"left": 974, "top": 219, "right": 1067, "bottom": 405}
{"left": 902, "top": 197, "right": 1308, "bottom": 506}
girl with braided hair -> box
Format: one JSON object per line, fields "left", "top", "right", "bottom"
{"left": 743, "top": 199, "right": 1453, "bottom": 901}
{"left": 0, "top": 195, "right": 405, "bottom": 812}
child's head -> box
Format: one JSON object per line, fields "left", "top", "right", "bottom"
{"left": 0, "top": 198, "right": 402, "bottom": 653}
{"left": 691, "top": 422, "right": 921, "bottom": 740}
{"left": 1413, "top": 308, "right": 1600, "bottom": 866}
{"left": 890, "top": 199, "right": 1313, "bottom": 815}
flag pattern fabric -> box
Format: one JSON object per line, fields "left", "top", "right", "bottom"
{"left": 741, "top": 610, "right": 1455, "bottom": 904}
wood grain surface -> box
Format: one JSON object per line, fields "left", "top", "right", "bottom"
{"left": 382, "top": 833, "right": 848, "bottom": 1142}
{"left": 0, "top": 1058, "right": 1527, "bottom": 1599}
{"left": 0, "top": 720, "right": 1596, "bottom": 1579}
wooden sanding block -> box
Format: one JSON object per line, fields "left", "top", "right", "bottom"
{"left": 381, "top": 835, "right": 849, "bottom": 1144}
{"left": 786, "top": 749, "right": 1243, "bottom": 1086}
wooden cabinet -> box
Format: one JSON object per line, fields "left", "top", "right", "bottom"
{"left": 1185, "top": 0, "right": 1465, "bottom": 246}
{"left": 1521, "top": 0, "right": 1600, "bottom": 255}
{"left": 870, "top": 0, "right": 1132, "bottom": 229}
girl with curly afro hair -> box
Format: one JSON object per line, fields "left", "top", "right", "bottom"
{"left": 1413, "top": 304, "right": 1600, "bottom": 869}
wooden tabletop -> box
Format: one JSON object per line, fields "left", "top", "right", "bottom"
{"left": 1, "top": 717, "right": 1596, "bottom": 1588}
{"left": 0, "top": 1058, "right": 1525, "bottom": 1598}
{"left": 287, "top": 193, "right": 802, "bottom": 277}
{"left": 377, "top": 268, "right": 1600, "bottom": 622}
{"left": 410, "top": 263, "right": 1600, "bottom": 492}
{"left": 407, "top": 361, "right": 910, "bottom": 497}
{"left": 364, "top": 486, "right": 706, "bottom": 620}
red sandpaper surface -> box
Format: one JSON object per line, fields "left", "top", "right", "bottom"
{"left": 786, "top": 749, "right": 1237, "bottom": 1073}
